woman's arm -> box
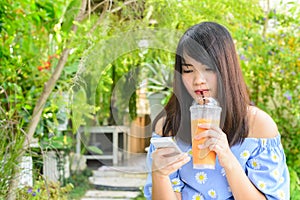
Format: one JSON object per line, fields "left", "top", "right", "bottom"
{"left": 151, "top": 147, "right": 190, "bottom": 200}
{"left": 197, "top": 125, "right": 266, "bottom": 199}
{"left": 152, "top": 175, "right": 182, "bottom": 200}
{"left": 225, "top": 107, "right": 282, "bottom": 199}
{"left": 152, "top": 172, "right": 180, "bottom": 200}
{"left": 222, "top": 151, "right": 266, "bottom": 200}
{"left": 197, "top": 108, "right": 279, "bottom": 200}
{"left": 151, "top": 118, "right": 190, "bottom": 200}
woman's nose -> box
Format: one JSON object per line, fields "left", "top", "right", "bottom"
{"left": 194, "top": 71, "right": 206, "bottom": 85}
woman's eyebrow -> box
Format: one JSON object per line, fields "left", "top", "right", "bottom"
{"left": 182, "top": 63, "right": 193, "bottom": 66}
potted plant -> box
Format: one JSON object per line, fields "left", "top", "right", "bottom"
{"left": 142, "top": 60, "right": 173, "bottom": 121}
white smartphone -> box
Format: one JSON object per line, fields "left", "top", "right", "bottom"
{"left": 150, "top": 137, "right": 183, "bottom": 156}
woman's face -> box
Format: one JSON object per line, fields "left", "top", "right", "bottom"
{"left": 181, "top": 55, "right": 217, "bottom": 102}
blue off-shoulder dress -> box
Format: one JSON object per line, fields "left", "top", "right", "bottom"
{"left": 144, "top": 133, "right": 290, "bottom": 200}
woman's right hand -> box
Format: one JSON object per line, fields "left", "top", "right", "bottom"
{"left": 151, "top": 148, "right": 190, "bottom": 177}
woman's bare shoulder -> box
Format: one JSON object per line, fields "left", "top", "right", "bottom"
{"left": 248, "top": 106, "right": 278, "bottom": 138}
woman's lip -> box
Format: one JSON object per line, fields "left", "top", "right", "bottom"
{"left": 194, "top": 89, "right": 209, "bottom": 95}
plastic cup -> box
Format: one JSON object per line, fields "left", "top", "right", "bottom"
{"left": 190, "top": 103, "right": 222, "bottom": 169}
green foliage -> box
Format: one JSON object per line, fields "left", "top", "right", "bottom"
{"left": 65, "top": 168, "right": 93, "bottom": 199}
{"left": 1, "top": 0, "right": 299, "bottom": 198}
{"left": 237, "top": 2, "right": 300, "bottom": 194}
{"left": 141, "top": 55, "right": 174, "bottom": 101}
{"left": 0, "top": 0, "right": 76, "bottom": 196}
{"left": 16, "top": 178, "right": 73, "bottom": 200}
{"left": 0, "top": 105, "right": 25, "bottom": 198}
{"left": 86, "top": 145, "right": 103, "bottom": 155}
{"left": 290, "top": 166, "right": 300, "bottom": 199}
{"left": 0, "top": 0, "right": 74, "bottom": 135}
{"left": 61, "top": 0, "right": 82, "bottom": 32}
{"left": 71, "top": 87, "right": 100, "bottom": 132}
{"left": 73, "top": 0, "right": 264, "bottom": 127}
{"left": 133, "top": 187, "right": 146, "bottom": 200}
{"left": 40, "top": 134, "right": 73, "bottom": 151}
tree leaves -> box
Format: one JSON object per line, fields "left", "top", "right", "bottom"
{"left": 71, "top": 87, "right": 99, "bottom": 133}
{"left": 61, "top": 0, "right": 82, "bottom": 32}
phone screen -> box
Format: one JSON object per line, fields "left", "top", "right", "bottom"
{"left": 150, "top": 137, "right": 182, "bottom": 156}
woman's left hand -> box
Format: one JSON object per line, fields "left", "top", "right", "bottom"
{"left": 195, "top": 124, "right": 235, "bottom": 170}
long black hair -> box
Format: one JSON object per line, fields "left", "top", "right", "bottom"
{"left": 152, "top": 22, "right": 250, "bottom": 146}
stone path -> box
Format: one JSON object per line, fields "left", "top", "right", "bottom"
{"left": 81, "top": 190, "right": 141, "bottom": 200}
{"left": 81, "top": 154, "right": 148, "bottom": 200}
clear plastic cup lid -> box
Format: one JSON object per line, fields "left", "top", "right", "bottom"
{"left": 192, "top": 97, "right": 219, "bottom": 106}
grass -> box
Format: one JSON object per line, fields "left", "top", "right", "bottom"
{"left": 66, "top": 168, "right": 93, "bottom": 200}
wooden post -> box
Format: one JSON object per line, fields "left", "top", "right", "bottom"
{"left": 128, "top": 115, "right": 151, "bottom": 153}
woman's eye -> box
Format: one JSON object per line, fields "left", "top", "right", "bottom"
{"left": 183, "top": 69, "right": 193, "bottom": 73}
{"left": 205, "top": 68, "right": 214, "bottom": 71}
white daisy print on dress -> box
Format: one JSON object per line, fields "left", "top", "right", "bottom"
{"left": 240, "top": 150, "right": 250, "bottom": 160}
{"left": 261, "top": 139, "right": 267, "bottom": 147}
{"left": 276, "top": 190, "right": 286, "bottom": 200}
{"left": 171, "top": 178, "right": 180, "bottom": 186}
{"left": 192, "top": 193, "right": 204, "bottom": 200}
{"left": 251, "top": 159, "right": 261, "bottom": 169}
{"left": 188, "top": 149, "right": 193, "bottom": 156}
{"left": 195, "top": 172, "right": 208, "bottom": 184}
{"left": 279, "top": 177, "right": 284, "bottom": 184}
{"left": 208, "top": 189, "right": 217, "bottom": 198}
{"left": 258, "top": 181, "right": 266, "bottom": 191}
{"left": 271, "top": 152, "right": 279, "bottom": 162}
{"left": 271, "top": 169, "right": 279, "bottom": 179}
{"left": 173, "top": 186, "right": 181, "bottom": 193}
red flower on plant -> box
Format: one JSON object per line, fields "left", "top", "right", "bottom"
{"left": 37, "top": 66, "right": 44, "bottom": 71}
{"left": 37, "top": 54, "right": 59, "bottom": 71}
{"left": 48, "top": 54, "right": 59, "bottom": 60}
{"left": 37, "top": 62, "right": 50, "bottom": 71}
{"left": 44, "top": 61, "right": 51, "bottom": 70}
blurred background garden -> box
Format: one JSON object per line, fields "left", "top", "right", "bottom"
{"left": 0, "top": 0, "right": 299, "bottom": 199}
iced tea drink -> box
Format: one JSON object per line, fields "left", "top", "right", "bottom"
{"left": 190, "top": 102, "right": 221, "bottom": 169}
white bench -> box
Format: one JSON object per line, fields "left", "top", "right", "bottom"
{"left": 76, "top": 126, "right": 130, "bottom": 165}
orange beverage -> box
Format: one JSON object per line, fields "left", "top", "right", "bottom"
{"left": 191, "top": 119, "right": 218, "bottom": 169}
{"left": 190, "top": 100, "right": 222, "bottom": 169}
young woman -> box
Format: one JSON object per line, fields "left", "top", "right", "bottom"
{"left": 144, "top": 22, "right": 290, "bottom": 200}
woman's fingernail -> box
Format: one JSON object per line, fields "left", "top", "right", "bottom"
{"left": 198, "top": 123, "right": 210, "bottom": 128}
{"left": 198, "top": 144, "right": 205, "bottom": 149}
{"left": 194, "top": 135, "right": 202, "bottom": 140}
{"left": 198, "top": 124, "right": 204, "bottom": 128}
{"left": 185, "top": 156, "right": 191, "bottom": 162}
